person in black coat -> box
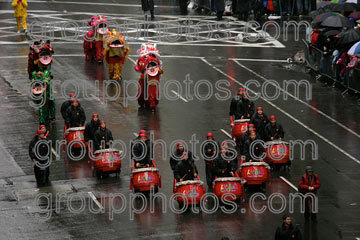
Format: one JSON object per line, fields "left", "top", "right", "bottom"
{"left": 237, "top": 0, "right": 251, "bottom": 21}
{"left": 265, "top": 115, "right": 285, "bottom": 141}
{"left": 250, "top": 107, "right": 269, "bottom": 141}
{"left": 94, "top": 121, "right": 113, "bottom": 151}
{"left": 274, "top": 216, "right": 302, "bottom": 240}
{"left": 174, "top": 151, "right": 198, "bottom": 182}
{"left": 29, "top": 129, "right": 51, "bottom": 185}
{"left": 214, "top": 144, "right": 238, "bottom": 178}
{"left": 215, "top": 0, "right": 225, "bottom": 20}
{"left": 84, "top": 113, "right": 100, "bottom": 147}
{"left": 65, "top": 99, "right": 86, "bottom": 128}
{"left": 229, "top": 87, "right": 244, "bottom": 120}
{"left": 203, "top": 133, "right": 220, "bottom": 188}
{"left": 170, "top": 142, "right": 190, "bottom": 172}
{"left": 132, "top": 133, "right": 152, "bottom": 168}
{"left": 141, "top": 0, "right": 155, "bottom": 19}
{"left": 241, "top": 92, "right": 255, "bottom": 119}
{"left": 243, "top": 131, "right": 265, "bottom": 162}
{"left": 179, "top": 0, "right": 188, "bottom": 15}
{"left": 60, "top": 93, "right": 75, "bottom": 120}
{"left": 239, "top": 123, "right": 255, "bottom": 154}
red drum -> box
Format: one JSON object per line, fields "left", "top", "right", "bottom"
{"left": 173, "top": 179, "right": 206, "bottom": 206}
{"left": 240, "top": 161, "right": 270, "bottom": 185}
{"left": 130, "top": 167, "right": 161, "bottom": 192}
{"left": 93, "top": 148, "right": 122, "bottom": 177}
{"left": 232, "top": 119, "right": 250, "bottom": 140}
{"left": 265, "top": 141, "right": 290, "bottom": 164}
{"left": 65, "top": 127, "right": 85, "bottom": 149}
{"left": 213, "top": 177, "right": 246, "bottom": 202}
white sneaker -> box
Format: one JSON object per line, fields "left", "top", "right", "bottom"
{"left": 24, "top": 29, "right": 27, "bottom": 34}
{"left": 16, "top": 30, "right": 20, "bottom": 34}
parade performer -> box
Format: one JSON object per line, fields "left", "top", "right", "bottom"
{"left": 11, "top": 0, "right": 28, "bottom": 34}
{"left": 28, "top": 40, "right": 54, "bottom": 80}
{"left": 30, "top": 70, "right": 55, "bottom": 125}
{"left": 83, "top": 15, "right": 109, "bottom": 63}
{"left": 135, "top": 42, "right": 162, "bottom": 111}
{"left": 103, "top": 29, "right": 130, "bottom": 80}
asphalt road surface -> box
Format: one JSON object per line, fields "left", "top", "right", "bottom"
{"left": 0, "top": 0, "right": 360, "bottom": 239}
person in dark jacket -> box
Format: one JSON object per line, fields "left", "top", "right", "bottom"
{"left": 239, "top": 123, "right": 255, "bottom": 154}
{"left": 243, "top": 131, "right": 265, "bottom": 162}
{"left": 94, "top": 120, "right": 113, "bottom": 150}
{"left": 65, "top": 99, "right": 86, "bottom": 128}
{"left": 274, "top": 216, "right": 302, "bottom": 240}
{"left": 174, "top": 151, "right": 198, "bottom": 182}
{"left": 265, "top": 115, "right": 285, "bottom": 141}
{"left": 84, "top": 113, "right": 100, "bottom": 147}
{"left": 29, "top": 129, "right": 51, "bottom": 185}
{"left": 203, "top": 133, "right": 220, "bottom": 188}
{"left": 229, "top": 87, "right": 244, "bottom": 120}
{"left": 214, "top": 144, "right": 238, "bottom": 178}
{"left": 250, "top": 107, "right": 269, "bottom": 141}
{"left": 298, "top": 166, "right": 321, "bottom": 222}
{"left": 241, "top": 92, "right": 255, "bottom": 119}
{"left": 170, "top": 142, "right": 193, "bottom": 173}
{"left": 179, "top": 0, "right": 188, "bottom": 15}
{"left": 237, "top": 0, "right": 251, "bottom": 21}
{"left": 215, "top": 0, "right": 225, "bottom": 21}
{"left": 141, "top": 0, "right": 155, "bottom": 19}
{"left": 39, "top": 124, "right": 49, "bottom": 138}
{"left": 132, "top": 133, "right": 152, "bottom": 168}
{"left": 60, "top": 93, "right": 75, "bottom": 120}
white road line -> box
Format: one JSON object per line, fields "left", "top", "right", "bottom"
{"left": 233, "top": 60, "right": 360, "bottom": 139}
{"left": 51, "top": 148, "right": 60, "bottom": 159}
{"left": 171, "top": 90, "right": 188, "bottom": 103}
{"left": 90, "top": 94, "right": 103, "bottom": 104}
{"left": 87, "top": 192, "right": 104, "bottom": 210}
{"left": 220, "top": 129, "right": 232, "bottom": 138}
{"left": 280, "top": 176, "right": 298, "bottom": 192}
{"left": 231, "top": 58, "right": 287, "bottom": 63}
{"left": 201, "top": 58, "right": 360, "bottom": 165}
{"left": 128, "top": 57, "right": 137, "bottom": 65}
{"left": 133, "top": 132, "right": 138, "bottom": 137}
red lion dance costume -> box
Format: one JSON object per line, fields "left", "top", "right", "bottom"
{"left": 103, "top": 29, "right": 130, "bottom": 80}
{"left": 135, "top": 43, "right": 163, "bottom": 112}
{"left": 83, "top": 15, "right": 109, "bottom": 63}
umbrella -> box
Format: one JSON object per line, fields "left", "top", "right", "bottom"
{"left": 349, "top": 11, "right": 360, "bottom": 19}
{"left": 312, "top": 12, "right": 342, "bottom": 24}
{"left": 348, "top": 41, "right": 360, "bottom": 55}
{"left": 336, "top": 28, "right": 360, "bottom": 44}
{"left": 320, "top": 14, "right": 354, "bottom": 28}
{"left": 333, "top": 3, "right": 359, "bottom": 13}
{"left": 324, "top": 29, "right": 341, "bottom": 37}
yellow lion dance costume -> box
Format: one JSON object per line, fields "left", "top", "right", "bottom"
{"left": 103, "top": 29, "right": 130, "bottom": 80}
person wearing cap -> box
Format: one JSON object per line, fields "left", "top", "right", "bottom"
{"left": 39, "top": 125, "right": 49, "bottom": 138}
{"left": 132, "top": 132, "right": 152, "bottom": 168}
{"left": 298, "top": 166, "right": 321, "bottom": 222}
{"left": 174, "top": 147, "right": 198, "bottom": 182}
{"left": 65, "top": 99, "right": 86, "bottom": 128}
{"left": 203, "top": 133, "right": 220, "bottom": 188}
{"left": 239, "top": 123, "right": 255, "bottom": 154}
{"left": 94, "top": 121, "right": 113, "bottom": 151}
{"left": 170, "top": 142, "right": 194, "bottom": 174}
{"left": 250, "top": 106, "right": 269, "bottom": 141}
{"left": 243, "top": 131, "right": 265, "bottom": 162}
{"left": 213, "top": 143, "right": 238, "bottom": 178}
{"left": 274, "top": 215, "right": 302, "bottom": 240}
{"left": 265, "top": 115, "right": 284, "bottom": 141}
{"left": 84, "top": 113, "right": 100, "bottom": 148}
{"left": 28, "top": 129, "right": 51, "bottom": 185}
{"left": 61, "top": 93, "right": 77, "bottom": 120}
{"left": 240, "top": 92, "right": 255, "bottom": 119}
{"left": 229, "top": 88, "right": 244, "bottom": 121}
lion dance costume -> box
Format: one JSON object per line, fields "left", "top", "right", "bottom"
{"left": 135, "top": 42, "right": 163, "bottom": 111}
{"left": 31, "top": 70, "right": 56, "bottom": 125}
{"left": 103, "top": 29, "right": 130, "bottom": 80}
{"left": 28, "top": 40, "right": 54, "bottom": 80}
{"left": 83, "top": 15, "right": 109, "bottom": 63}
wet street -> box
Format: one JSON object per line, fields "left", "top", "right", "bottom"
{"left": 0, "top": 0, "right": 360, "bottom": 239}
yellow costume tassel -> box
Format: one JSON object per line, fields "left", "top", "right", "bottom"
{"left": 113, "top": 63, "right": 123, "bottom": 80}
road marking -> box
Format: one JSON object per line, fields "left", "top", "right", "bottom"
{"left": 233, "top": 60, "right": 360, "bottom": 139}
{"left": 280, "top": 176, "right": 298, "bottom": 192}
{"left": 220, "top": 129, "right": 232, "bottom": 138}
{"left": 128, "top": 57, "right": 137, "bottom": 65}
{"left": 171, "top": 90, "right": 188, "bottom": 103}
{"left": 230, "top": 58, "right": 287, "bottom": 63}
{"left": 133, "top": 132, "right": 138, "bottom": 137}
{"left": 51, "top": 148, "right": 60, "bottom": 159}
{"left": 202, "top": 58, "right": 360, "bottom": 165}
{"left": 90, "top": 94, "right": 103, "bottom": 104}
{"left": 87, "top": 192, "right": 104, "bottom": 210}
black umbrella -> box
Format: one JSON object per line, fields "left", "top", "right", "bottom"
{"left": 324, "top": 29, "right": 341, "bottom": 37}
{"left": 320, "top": 14, "right": 354, "bottom": 28}
{"left": 333, "top": 3, "right": 359, "bottom": 13}
{"left": 336, "top": 28, "right": 360, "bottom": 45}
